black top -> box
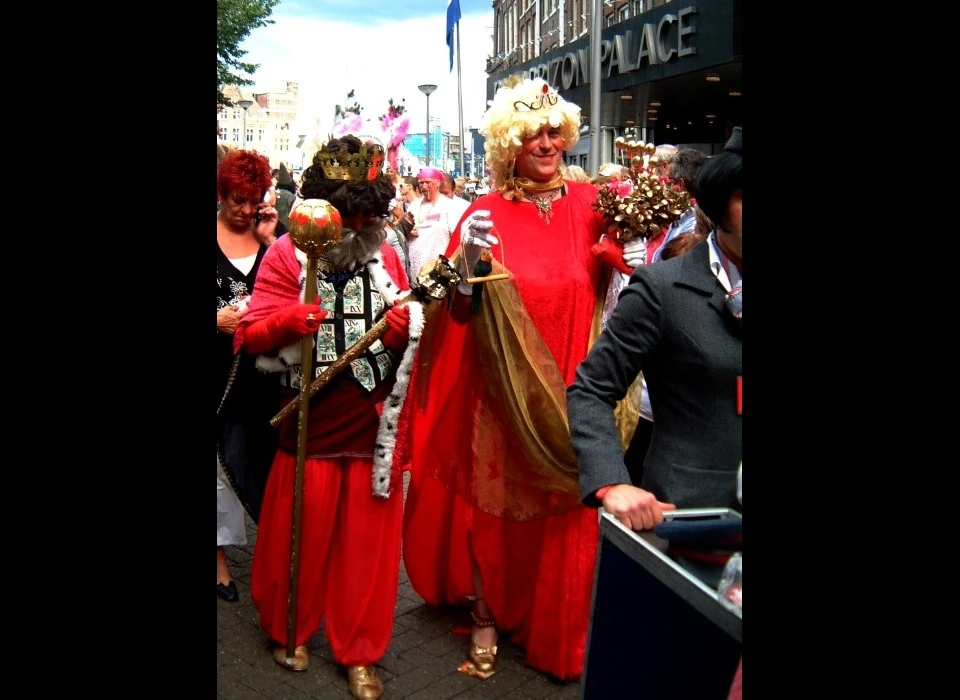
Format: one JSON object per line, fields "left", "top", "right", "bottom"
{"left": 216, "top": 236, "right": 281, "bottom": 522}
{"left": 216, "top": 239, "right": 268, "bottom": 410}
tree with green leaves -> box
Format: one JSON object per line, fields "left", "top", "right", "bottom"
{"left": 217, "top": 0, "right": 281, "bottom": 107}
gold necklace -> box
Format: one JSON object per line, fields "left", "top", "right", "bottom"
{"left": 526, "top": 190, "right": 561, "bottom": 224}
{"left": 514, "top": 173, "right": 564, "bottom": 193}
{"left": 516, "top": 174, "right": 564, "bottom": 225}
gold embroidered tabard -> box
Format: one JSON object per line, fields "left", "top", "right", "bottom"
{"left": 279, "top": 267, "right": 395, "bottom": 392}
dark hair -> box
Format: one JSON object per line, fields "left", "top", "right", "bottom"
{"left": 660, "top": 232, "right": 705, "bottom": 260}
{"left": 276, "top": 163, "right": 296, "bottom": 193}
{"left": 299, "top": 135, "right": 394, "bottom": 218}
{"left": 669, "top": 149, "right": 709, "bottom": 199}
{"left": 696, "top": 151, "right": 741, "bottom": 231}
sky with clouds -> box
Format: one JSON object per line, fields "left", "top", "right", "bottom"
{"left": 239, "top": 0, "right": 496, "bottom": 142}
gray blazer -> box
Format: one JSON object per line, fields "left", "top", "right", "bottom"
{"left": 567, "top": 239, "right": 742, "bottom": 510}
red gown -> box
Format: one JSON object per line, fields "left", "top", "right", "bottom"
{"left": 403, "top": 181, "right": 607, "bottom": 680}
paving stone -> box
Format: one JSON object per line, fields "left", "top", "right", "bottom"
{"left": 399, "top": 671, "right": 478, "bottom": 699}
{"left": 215, "top": 674, "right": 271, "bottom": 700}
{"left": 396, "top": 645, "right": 461, "bottom": 677}
{"left": 380, "top": 667, "right": 440, "bottom": 696}
{"left": 218, "top": 513, "right": 583, "bottom": 698}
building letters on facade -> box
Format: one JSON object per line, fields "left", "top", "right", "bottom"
{"left": 493, "top": 7, "right": 697, "bottom": 93}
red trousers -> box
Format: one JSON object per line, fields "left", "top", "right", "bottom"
{"left": 251, "top": 451, "right": 403, "bottom": 665}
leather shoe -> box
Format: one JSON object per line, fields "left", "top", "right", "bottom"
{"left": 216, "top": 581, "right": 239, "bottom": 602}
{"left": 347, "top": 665, "right": 383, "bottom": 699}
{"left": 273, "top": 644, "right": 309, "bottom": 671}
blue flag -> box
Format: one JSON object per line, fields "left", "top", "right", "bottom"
{"left": 446, "top": 0, "right": 461, "bottom": 72}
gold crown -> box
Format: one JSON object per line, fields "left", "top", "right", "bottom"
{"left": 317, "top": 141, "right": 385, "bottom": 181}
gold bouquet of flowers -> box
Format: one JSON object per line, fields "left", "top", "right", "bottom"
{"left": 592, "top": 139, "right": 691, "bottom": 242}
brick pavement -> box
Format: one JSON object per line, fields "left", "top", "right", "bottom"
{"left": 217, "top": 475, "right": 583, "bottom": 699}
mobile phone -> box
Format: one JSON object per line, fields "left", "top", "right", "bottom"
{"left": 654, "top": 508, "right": 742, "bottom": 548}
{"left": 255, "top": 188, "right": 271, "bottom": 225}
{"left": 661, "top": 508, "right": 739, "bottom": 522}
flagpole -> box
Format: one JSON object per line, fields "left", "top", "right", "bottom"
{"left": 588, "top": 0, "right": 602, "bottom": 177}
{"left": 456, "top": 21, "right": 465, "bottom": 178}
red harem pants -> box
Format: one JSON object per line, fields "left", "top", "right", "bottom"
{"left": 251, "top": 451, "right": 403, "bottom": 665}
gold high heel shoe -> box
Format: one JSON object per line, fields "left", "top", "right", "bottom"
{"left": 468, "top": 601, "right": 499, "bottom": 673}
{"left": 273, "top": 644, "right": 309, "bottom": 671}
{"left": 346, "top": 665, "right": 383, "bottom": 699}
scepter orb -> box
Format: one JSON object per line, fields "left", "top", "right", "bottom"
{"left": 287, "top": 198, "right": 343, "bottom": 255}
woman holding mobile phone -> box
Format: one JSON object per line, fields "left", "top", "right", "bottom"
{"left": 216, "top": 149, "right": 283, "bottom": 602}
{"left": 254, "top": 185, "right": 285, "bottom": 245}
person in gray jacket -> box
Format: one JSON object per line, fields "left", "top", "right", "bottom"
{"left": 567, "top": 127, "right": 742, "bottom": 531}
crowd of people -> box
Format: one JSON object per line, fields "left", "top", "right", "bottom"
{"left": 216, "top": 76, "right": 742, "bottom": 699}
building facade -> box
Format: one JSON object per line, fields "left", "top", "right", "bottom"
{"left": 401, "top": 128, "right": 483, "bottom": 178}
{"left": 485, "top": 0, "right": 742, "bottom": 169}
{"left": 218, "top": 82, "right": 302, "bottom": 171}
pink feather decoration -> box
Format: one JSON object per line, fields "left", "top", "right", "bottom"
{"left": 387, "top": 115, "right": 410, "bottom": 149}
{"left": 332, "top": 114, "right": 364, "bottom": 137}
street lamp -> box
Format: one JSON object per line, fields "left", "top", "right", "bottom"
{"left": 238, "top": 99, "right": 253, "bottom": 150}
{"left": 418, "top": 84, "right": 437, "bottom": 166}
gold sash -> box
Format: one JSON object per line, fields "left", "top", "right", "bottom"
{"left": 413, "top": 254, "right": 640, "bottom": 519}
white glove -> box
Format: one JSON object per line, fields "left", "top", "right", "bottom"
{"left": 623, "top": 237, "right": 647, "bottom": 269}
{"left": 458, "top": 210, "right": 499, "bottom": 294}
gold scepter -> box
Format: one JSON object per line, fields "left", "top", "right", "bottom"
{"left": 276, "top": 199, "right": 343, "bottom": 669}
{"left": 269, "top": 255, "right": 464, "bottom": 428}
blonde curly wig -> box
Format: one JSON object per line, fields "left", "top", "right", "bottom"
{"left": 480, "top": 74, "right": 582, "bottom": 191}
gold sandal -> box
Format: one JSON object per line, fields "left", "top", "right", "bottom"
{"left": 468, "top": 600, "right": 499, "bottom": 673}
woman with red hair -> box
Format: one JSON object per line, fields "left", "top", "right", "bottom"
{"left": 216, "top": 149, "right": 281, "bottom": 602}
